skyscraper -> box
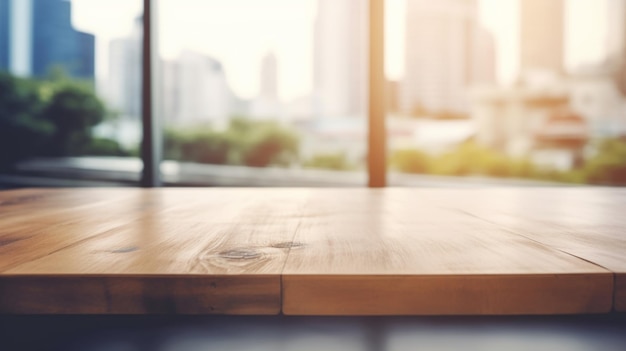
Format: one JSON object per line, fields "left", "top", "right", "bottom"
{"left": 32, "top": 0, "right": 95, "bottom": 78}
{"left": 607, "top": 0, "right": 626, "bottom": 96}
{"left": 401, "top": 0, "right": 494, "bottom": 114}
{"left": 607, "top": 0, "right": 626, "bottom": 59}
{"left": 165, "top": 51, "right": 234, "bottom": 123}
{"left": 0, "top": 0, "right": 9, "bottom": 70}
{"left": 314, "top": 0, "right": 367, "bottom": 118}
{"left": 107, "top": 16, "right": 142, "bottom": 119}
{"left": 1, "top": 0, "right": 33, "bottom": 75}
{"left": 251, "top": 51, "right": 281, "bottom": 119}
{"left": 0, "top": 0, "right": 94, "bottom": 79}
{"left": 260, "top": 52, "right": 278, "bottom": 99}
{"left": 520, "top": 0, "right": 564, "bottom": 77}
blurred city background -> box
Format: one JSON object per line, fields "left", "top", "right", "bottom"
{"left": 1, "top": 0, "right": 625, "bottom": 187}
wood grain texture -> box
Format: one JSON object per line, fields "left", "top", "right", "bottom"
{"left": 0, "top": 189, "right": 146, "bottom": 271}
{"left": 0, "top": 188, "right": 624, "bottom": 315}
{"left": 426, "top": 188, "right": 626, "bottom": 311}
{"left": 0, "top": 275, "right": 279, "bottom": 314}
{"left": 281, "top": 189, "right": 614, "bottom": 315}
{"left": 0, "top": 188, "right": 309, "bottom": 314}
{"left": 615, "top": 275, "right": 626, "bottom": 311}
{"left": 283, "top": 274, "right": 611, "bottom": 315}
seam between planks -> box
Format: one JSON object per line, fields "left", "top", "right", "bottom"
{"left": 278, "top": 219, "right": 302, "bottom": 315}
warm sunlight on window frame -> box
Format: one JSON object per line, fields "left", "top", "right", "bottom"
{"left": 139, "top": 0, "right": 386, "bottom": 187}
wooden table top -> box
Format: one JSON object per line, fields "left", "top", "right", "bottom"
{"left": 1, "top": 188, "right": 624, "bottom": 315}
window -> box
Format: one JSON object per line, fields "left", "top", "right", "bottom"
{"left": 2, "top": 0, "right": 625, "bottom": 188}
{"left": 155, "top": 0, "right": 369, "bottom": 186}
{"left": 0, "top": 0, "right": 143, "bottom": 187}
{"left": 386, "top": 0, "right": 626, "bottom": 187}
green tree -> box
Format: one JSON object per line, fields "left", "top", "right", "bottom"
{"left": 40, "top": 84, "right": 106, "bottom": 156}
{"left": 164, "top": 118, "right": 300, "bottom": 168}
{"left": 171, "top": 129, "right": 232, "bottom": 165}
{"left": 304, "top": 152, "right": 354, "bottom": 171}
{"left": 390, "top": 149, "right": 431, "bottom": 174}
{"left": 0, "top": 73, "right": 53, "bottom": 170}
{"left": 240, "top": 123, "right": 299, "bottom": 167}
{"left": 584, "top": 138, "right": 626, "bottom": 185}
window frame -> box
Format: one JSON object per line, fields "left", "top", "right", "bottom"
{"left": 140, "top": 0, "right": 386, "bottom": 188}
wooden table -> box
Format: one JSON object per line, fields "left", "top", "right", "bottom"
{"left": 1, "top": 188, "right": 624, "bottom": 315}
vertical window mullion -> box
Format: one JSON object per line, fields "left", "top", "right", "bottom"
{"left": 368, "top": 0, "right": 386, "bottom": 187}
{"left": 141, "top": 0, "right": 162, "bottom": 187}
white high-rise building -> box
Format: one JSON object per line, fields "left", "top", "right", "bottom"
{"left": 169, "top": 51, "right": 233, "bottom": 124}
{"left": 313, "top": 0, "right": 367, "bottom": 118}
{"left": 607, "top": 0, "right": 626, "bottom": 59}
{"left": 106, "top": 16, "right": 141, "bottom": 119}
{"left": 400, "top": 0, "right": 494, "bottom": 114}
{"left": 251, "top": 51, "right": 281, "bottom": 119}
{"left": 519, "top": 0, "right": 564, "bottom": 84}
{"left": 260, "top": 51, "right": 278, "bottom": 99}
{"left": 606, "top": 0, "right": 626, "bottom": 96}
{"left": 7, "top": 0, "right": 33, "bottom": 76}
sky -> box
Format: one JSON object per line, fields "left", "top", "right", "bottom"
{"left": 71, "top": 0, "right": 614, "bottom": 101}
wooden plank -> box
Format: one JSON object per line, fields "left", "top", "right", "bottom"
{"left": 283, "top": 275, "right": 610, "bottom": 315}
{"left": 0, "top": 188, "right": 143, "bottom": 227}
{"left": 281, "top": 189, "right": 613, "bottom": 315}
{"left": 1, "top": 188, "right": 622, "bottom": 315}
{"left": 0, "top": 275, "right": 277, "bottom": 314}
{"left": 0, "top": 189, "right": 163, "bottom": 271}
{"left": 0, "top": 188, "right": 310, "bottom": 314}
{"left": 616, "top": 277, "right": 626, "bottom": 311}
{"left": 437, "top": 188, "right": 626, "bottom": 312}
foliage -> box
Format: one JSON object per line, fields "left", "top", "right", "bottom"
{"left": 83, "top": 137, "right": 131, "bottom": 157}
{"left": 40, "top": 84, "right": 106, "bottom": 156}
{"left": 164, "top": 118, "right": 299, "bottom": 168}
{"left": 0, "top": 71, "right": 123, "bottom": 170}
{"left": 304, "top": 152, "right": 354, "bottom": 171}
{"left": 583, "top": 138, "right": 626, "bottom": 185}
{"left": 391, "top": 142, "right": 533, "bottom": 178}
{"left": 389, "top": 149, "right": 431, "bottom": 174}
{"left": 390, "top": 142, "right": 539, "bottom": 179}
{"left": 239, "top": 121, "right": 299, "bottom": 167}
{"left": 165, "top": 129, "right": 232, "bottom": 164}
{"left": 0, "top": 73, "right": 52, "bottom": 170}
{"left": 390, "top": 139, "right": 626, "bottom": 185}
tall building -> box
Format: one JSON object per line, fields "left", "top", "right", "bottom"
{"left": 520, "top": 0, "right": 564, "bottom": 77}
{"left": 163, "top": 51, "right": 234, "bottom": 124}
{"left": 607, "top": 0, "right": 626, "bottom": 59}
{"left": 607, "top": 0, "right": 626, "bottom": 96}
{"left": 313, "top": 0, "right": 367, "bottom": 118}
{"left": 3, "top": 0, "right": 33, "bottom": 75}
{"left": 0, "top": 0, "right": 9, "bottom": 70}
{"left": 473, "top": 25, "right": 496, "bottom": 85}
{"left": 260, "top": 51, "right": 278, "bottom": 99}
{"left": 400, "top": 0, "right": 494, "bottom": 114}
{"left": 32, "top": 0, "right": 94, "bottom": 78}
{"left": 251, "top": 51, "right": 281, "bottom": 119}
{"left": 107, "top": 16, "right": 142, "bottom": 119}
{"left": 0, "top": 0, "right": 94, "bottom": 79}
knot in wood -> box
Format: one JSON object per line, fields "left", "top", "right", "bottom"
{"left": 218, "top": 249, "right": 261, "bottom": 260}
